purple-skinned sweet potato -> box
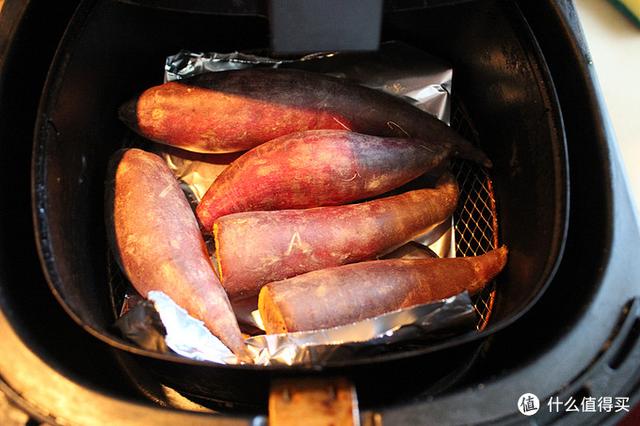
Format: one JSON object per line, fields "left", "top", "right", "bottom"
{"left": 196, "top": 129, "right": 451, "bottom": 230}
{"left": 106, "top": 148, "right": 248, "bottom": 359}
{"left": 259, "top": 246, "right": 508, "bottom": 334}
{"left": 118, "top": 68, "right": 490, "bottom": 166}
{"left": 214, "top": 173, "right": 458, "bottom": 300}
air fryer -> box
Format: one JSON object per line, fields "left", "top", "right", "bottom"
{"left": 0, "top": 0, "right": 639, "bottom": 424}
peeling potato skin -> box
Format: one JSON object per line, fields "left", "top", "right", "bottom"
{"left": 196, "top": 129, "right": 451, "bottom": 230}
{"left": 259, "top": 246, "right": 508, "bottom": 334}
{"left": 118, "top": 68, "right": 490, "bottom": 166}
{"left": 106, "top": 149, "right": 247, "bottom": 358}
{"left": 215, "top": 173, "right": 459, "bottom": 300}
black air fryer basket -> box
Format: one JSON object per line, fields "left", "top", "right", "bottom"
{"left": 31, "top": 0, "right": 568, "bottom": 408}
{"left": 0, "top": 0, "right": 638, "bottom": 423}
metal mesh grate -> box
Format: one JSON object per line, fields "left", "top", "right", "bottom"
{"left": 449, "top": 101, "right": 499, "bottom": 331}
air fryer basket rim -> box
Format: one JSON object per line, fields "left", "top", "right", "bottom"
{"left": 31, "top": 0, "right": 568, "bottom": 372}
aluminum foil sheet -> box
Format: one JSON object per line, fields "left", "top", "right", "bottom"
{"left": 115, "top": 42, "right": 481, "bottom": 366}
{"left": 142, "top": 290, "right": 475, "bottom": 366}
{"left": 165, "top": 43, "right": 452, "bottom": 122}
{"left": 148, "top": 291, "right": 237, "bottom": 364}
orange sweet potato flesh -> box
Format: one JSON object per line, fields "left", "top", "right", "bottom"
{"left": 259, "top": 246, "right": 508, "bottom": 334}
{"left": 196, "top": 129, "right": 451, "bottom": 230}
{"left": 214, "top": 173, "right": 459, "bottom": 300}
{"left": 106, "top": 148, "right": 247, "bottom": 359}
{"left": 118, "top": 68, "right": 490, "bottom": 166}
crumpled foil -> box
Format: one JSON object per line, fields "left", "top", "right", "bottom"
{"left": 116, "top": 42, "right": 479, "bottom": 366}
{"left": 148, "top": 291, "right": 237, "bottom": 364}
{"left": 140, "top": 291, "right": 475, "bottom": 366}
{"left": 165, "top": 43, "right": 452, "bottom": 122}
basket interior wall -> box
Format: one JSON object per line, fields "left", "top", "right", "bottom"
{"left": 35, "top": 0, "right": 566, "bottom": 354}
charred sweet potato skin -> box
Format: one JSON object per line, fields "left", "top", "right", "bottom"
{"left": 196, "top": 129, "right": 450, "bottom": 230}
{"left": 259, "top": 246, "right": 508, "bottom": 333}
{"left": 119, "top": 68, "right": 489, "bottom": 165}
{"left": 215, "top": 174, "right": 459, "bottom": 300}
{"left": 107, "top": 148, "right": 246, "bottom": 357}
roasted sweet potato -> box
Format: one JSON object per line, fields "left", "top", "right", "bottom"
{"left": 106, "top": 148, "right": 247, "bottom": 358}
{"left": 259, "top": 246, "right": 508, "bottom": 334}
{"left": 119, "top": 68, "right": 490, "bottom": 166}
{"left": 197, "top": 129, "right": 451, "bottom": 230}
{"left": 214, "top": 173, "right": 458, "bottom": 300}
